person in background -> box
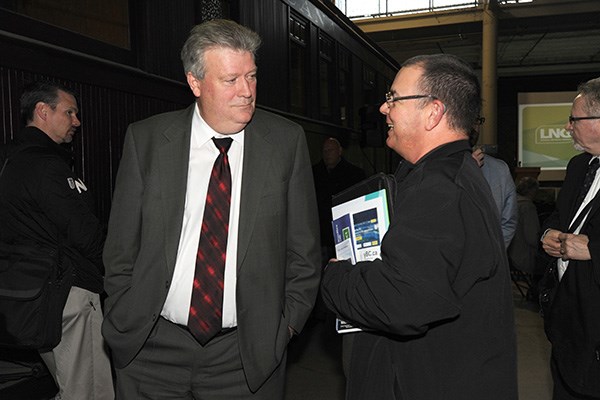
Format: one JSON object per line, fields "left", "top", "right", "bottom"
{"left": 311, "top": 137, "right": 366, "bottom": 373}
{"left": 508, "top": 176, "right": 541, "bottom": 277}
{"left": 312, "top": 137, "right": 366, "bottom": 263}
{"left": 470, "top": 131, "right": 518, "bottom": 248}
{"left": 0, "top": 81, "right": 113, "bottom": 399}
{"left": 541, "top": 77, "right": 600, "bottom": 400}
{"left": 102, "top": 19, "right": 320, "bottom": 399}
{"left": 321, "top": 53, "right": 518, "bottom": 400}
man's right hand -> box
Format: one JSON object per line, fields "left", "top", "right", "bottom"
{"left": 541, "top": 228, "right": 562, "bottom": 258}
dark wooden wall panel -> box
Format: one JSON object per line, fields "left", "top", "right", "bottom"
{"left": 133, "top": 0, "right": 197, "bottom": 81}
{"left": 237, "top": 0, "right": 289, "bottom": 112}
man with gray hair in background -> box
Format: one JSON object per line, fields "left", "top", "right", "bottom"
{"left": 541, "top": 77, "right": 600, "bottom": 399}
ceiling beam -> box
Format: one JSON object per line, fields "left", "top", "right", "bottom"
{"left": 354, "top": 0, "right": 600, "bottom": 33}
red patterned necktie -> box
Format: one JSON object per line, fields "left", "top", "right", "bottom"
{"left": 188, "top": 137, "right": 233, "bottom": 345}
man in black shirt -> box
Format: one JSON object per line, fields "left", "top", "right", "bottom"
{"left": 0, "top": 81, "right": 113, "bottom": 399}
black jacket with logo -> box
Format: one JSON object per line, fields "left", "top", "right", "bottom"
{"left": 0, "top": 127, "right": 105, "bottom": 293}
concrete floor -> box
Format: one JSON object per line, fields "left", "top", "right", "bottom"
{"left": 285, "top": 289, "right": 553, "bottom": 400}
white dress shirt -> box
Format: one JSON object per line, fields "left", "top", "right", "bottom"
{"left": 161, "top": 105, "right": 244, "bottom": 328}
{"left": 558, "top": 156, "right": 600, "bottom": 280}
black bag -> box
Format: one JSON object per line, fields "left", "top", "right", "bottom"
{"left": 0, "top": 242, "right": 72, "bottom": 352}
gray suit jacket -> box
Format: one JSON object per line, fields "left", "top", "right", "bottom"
{"left": 102, "top": 105, "right": 321, "bottom": 391}
{"left": 480, "top": 156, "right": 518, "bottom": 248}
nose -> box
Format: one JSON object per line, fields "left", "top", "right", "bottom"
{"left": 238, "top": 77, "right": 253, "bottom": 98}
{"left": 565, "top": 119, "right": 572, "bottom": 131}
{"left": 379, "top": 102, "right": 389, "bottom": 115}
{"left": 72, "top": 114, "right": 81, "bottom": 127}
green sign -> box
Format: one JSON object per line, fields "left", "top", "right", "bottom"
{"left": 519, "top": 103, "right": 581, "bottom": 170}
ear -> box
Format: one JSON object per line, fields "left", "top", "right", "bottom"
{"left": 424, "top": 100, "right": 446, "bottom": 131}
{"left": 34, "top": 102, "right": 47, "bottom": 122}
{"left": 186, "top": 72, "right": 202, "bottom": 98}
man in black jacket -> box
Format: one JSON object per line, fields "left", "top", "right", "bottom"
{"left": 312, "top": 137, "right": 366, "bottom": 262}
{"left": 321, "top": 54, "right": 517, "bottom": 400}
{"left": 541, "top": 77, "right": 600, "bottom": 400}
{"left": 0, "top": 81, "right": 113, "bottom": 399}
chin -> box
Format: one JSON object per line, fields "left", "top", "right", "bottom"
{"left": 385, "top": 135, "right": 395, "bottom": 148}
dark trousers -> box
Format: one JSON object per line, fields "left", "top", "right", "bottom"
{"left": 115, "top": 317, "right": 286, "bottom": 400}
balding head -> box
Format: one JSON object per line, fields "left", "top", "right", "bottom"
{"left": 322, "top": 138, "right": 342, "bottom": 170}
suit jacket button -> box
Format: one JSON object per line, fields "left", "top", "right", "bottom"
{"left": 165, "top": 280, "right": 170, "bottom": 289}
{"left": 152, "top": 314, "right": 157, "bottom": 321}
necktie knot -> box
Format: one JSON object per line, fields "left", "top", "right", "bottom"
{"left": 213, "top": 137, "right": 233, "bottom": 155}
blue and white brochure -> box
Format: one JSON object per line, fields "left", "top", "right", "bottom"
{"left": 330, "top": 188, "right": 390, "bottom": 333}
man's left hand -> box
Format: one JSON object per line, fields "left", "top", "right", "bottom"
{"left": 558, "top": 232, "right": 591, "bottom": 261}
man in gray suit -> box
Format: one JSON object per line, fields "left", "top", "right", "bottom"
{"left": 102, "top": 19, "right": 321, "bottom": 399}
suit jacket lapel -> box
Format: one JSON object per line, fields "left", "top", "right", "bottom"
{"left": 237, "top": 113, "right": 273, "bottom": 269}
{"left": 567, "top": 154, "right": 600, "bottom": 233}
{"left": 159, "top": 105, "right": 194, "bottom": 272}
{"left": 565, "top": 155, "right": 591, "bottom": 225}
{"left": 582, "top": 183, "right": 600, "bottom": 229}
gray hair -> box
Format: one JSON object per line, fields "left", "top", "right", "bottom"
{"left": 180, "top": 19, "right": 262, "bottom": 79}
{"left": 402, "top": 54, "right": 481, "bottom": 135}
{"left": 577, "top": 77, "right": 600, "bottom": 115}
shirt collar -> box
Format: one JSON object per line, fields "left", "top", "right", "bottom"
{"left": 192, "top": 104, "right": 244, "bottom": 148}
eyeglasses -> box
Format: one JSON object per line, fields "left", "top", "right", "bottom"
{"left": 385, "top": 92, "right": 438, "bottom": 105}
{"left": 568, "top": 115, "right": 600, "bottom": 124}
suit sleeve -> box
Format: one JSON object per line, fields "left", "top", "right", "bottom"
{"left": 284, "top": 127, "right": 321, "bottom": 333}
{"left": 103, "top": 127, "right": 143, "bottom": 312}
{"left": 500, "top": 168, "right": 518, "bottom": 248}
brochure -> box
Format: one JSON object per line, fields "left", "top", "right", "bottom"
{"left": 330, "top": 188, "right": 391, "bottom": 333}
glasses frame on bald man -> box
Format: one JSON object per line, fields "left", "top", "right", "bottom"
{"left": 385, "top": 92, "right": 438, "bottom": 107}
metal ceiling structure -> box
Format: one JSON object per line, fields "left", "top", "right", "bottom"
{"left": 351, "top": 0, "right": 600, "bottom": 77}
